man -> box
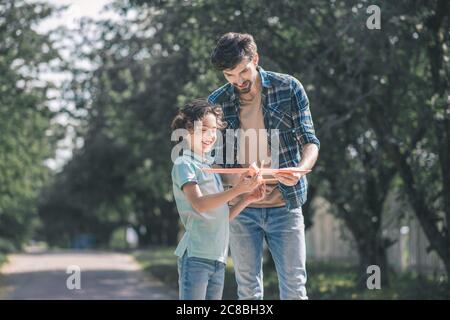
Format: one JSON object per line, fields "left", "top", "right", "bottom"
{"left": 208, "top": 32, "right": 320, "bottom": 300}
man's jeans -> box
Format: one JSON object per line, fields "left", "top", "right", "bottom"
{"left": 177, "top": 252, "right": 226, "bottom": 300}
{"left": 229, "top": 206, "right": 308, "bottom": 300}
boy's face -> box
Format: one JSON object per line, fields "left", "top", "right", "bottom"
{"left": 188, "top": 113, "right": 218, "bottom": 154}
{"left": 222, "top": 54, "right": 259, "bottom": 95}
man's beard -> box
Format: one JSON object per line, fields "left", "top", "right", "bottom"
{"left": 235, "top": 80, "right": 252, "bottom": 94}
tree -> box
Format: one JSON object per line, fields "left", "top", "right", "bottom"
{"left": 0, "top": 0, "right": 59, "bottom": 252}
{"left": 364, "top": 0, "right": 450, "bottom": 285}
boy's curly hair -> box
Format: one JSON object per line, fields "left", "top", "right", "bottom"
{"left": 171, "top": 99, "right": 227, "bottom": 132}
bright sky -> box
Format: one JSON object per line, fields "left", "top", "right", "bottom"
{"left": 35, "top": 0, "right": 115, "bottom": 33}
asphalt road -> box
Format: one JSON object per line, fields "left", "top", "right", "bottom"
{"left": 0, "top": 250, "right": 177, "bottom": 300}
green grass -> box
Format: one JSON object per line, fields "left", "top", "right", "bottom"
{"left": 134, "top": 246, "right": 450, "bottom": 300}
{"left": 0, "top": 253, "right": 8, "bottom": 298}
{"left": 302, "top": 262, "right": 449, "bottom": 300}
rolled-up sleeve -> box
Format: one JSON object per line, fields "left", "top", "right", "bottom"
{"left": 172, "top": 160, "right": 198, "bottom": 191}
{"left": 290, "top": 78, "right": 320, "bottom": 150}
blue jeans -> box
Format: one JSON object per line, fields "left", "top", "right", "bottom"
{"left": 177, "top": 252, "right": 226, "bottom": 300}
{"left": 229, "top": 206, "right": 308, "bottom": 300}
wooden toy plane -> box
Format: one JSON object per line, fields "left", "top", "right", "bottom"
{"left": 202, "top": 161, "right": 311, "bottom": 183}
{"left": 202, "top": 167, "right": 311, "bottom": 174}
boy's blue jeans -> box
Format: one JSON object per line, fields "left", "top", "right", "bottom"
{"left": 177, "top": 252, "right": 226, "bottom": 300}
{"left": 229, "top": 206, "right": 308, "bottom": 300}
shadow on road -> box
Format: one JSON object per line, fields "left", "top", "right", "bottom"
{"left": 0, "top": 251, "right": 178, "bottom": 300}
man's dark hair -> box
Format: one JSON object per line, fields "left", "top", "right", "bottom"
{"left": 210, "top": 32, "right": 258, "bottom": 70}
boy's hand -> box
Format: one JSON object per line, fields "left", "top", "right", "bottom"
{"left": 245, "top": 183, "right": 266, "bottom": 203}
{"left": 235, "top": 170, "right": 262, "bottom": 194}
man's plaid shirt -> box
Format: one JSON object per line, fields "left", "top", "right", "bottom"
{"left": 208, "top": 66, "right": 320, "bottom": 210}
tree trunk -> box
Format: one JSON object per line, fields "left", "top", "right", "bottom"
{"left": 355, "top": 237, "right": 390, "bottom": 289}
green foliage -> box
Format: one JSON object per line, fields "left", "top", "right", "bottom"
{"left": 0, "top": 0, "right": 58, "bottom": 251}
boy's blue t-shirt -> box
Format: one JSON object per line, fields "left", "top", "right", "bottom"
{"left": 171, "top": 149, "right": 229, "bottom": 263}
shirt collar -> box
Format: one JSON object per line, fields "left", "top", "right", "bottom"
{"left": 183, "top": 148, "right": 215, "bottom": 165}
{"left": 258, "top": 66, "right": 271, "bottom": 88}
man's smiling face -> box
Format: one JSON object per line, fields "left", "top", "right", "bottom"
{"left": 222, "top": 54, "right": 259, "bottom": 95}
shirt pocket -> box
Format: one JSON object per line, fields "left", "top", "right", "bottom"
{"left": 270, "top": 101, "right": 294, "bottom": 131}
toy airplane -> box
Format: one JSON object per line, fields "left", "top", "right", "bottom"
{"left": 202, "top": 167, "right": 311, "bottom": 174}
{"left": 202, "top": 161, "right": 311, "bottom": 183}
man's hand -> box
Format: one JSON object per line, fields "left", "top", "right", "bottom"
{"left": 273, "top": 171, "right": 304, "bottom": 186}
{"left": 275, "top": 143, "right": 318, "bottom": 186}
